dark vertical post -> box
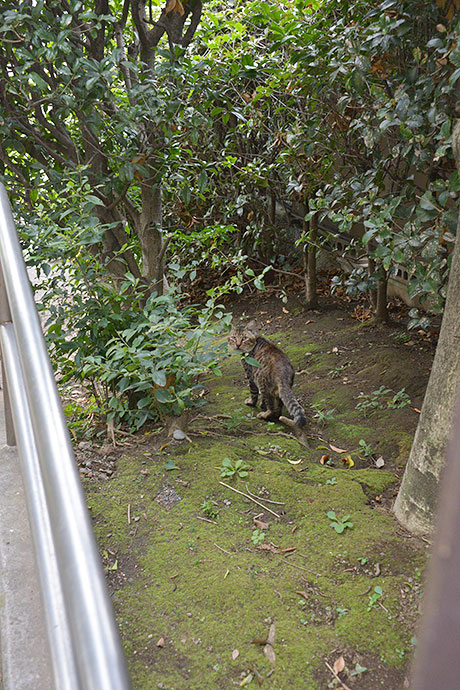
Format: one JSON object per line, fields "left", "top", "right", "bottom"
{"left": 0, "top": 262, "right": 16, "bottom": 446}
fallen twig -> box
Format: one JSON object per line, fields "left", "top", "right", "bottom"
{"left": 112, "top": 427, "right": 139, "bottom": 438}
{"left": 245, "top": 484, "right": 285, "bottom": 505}
{"left": 214, "top": 543, "right": 233, "bottom": 556}
{"left": 324, "top": 661, "right": 353, "bottom": 690}
{"left": 219, "top": 481, "right": 281, "bottom": 518}
{"left": 282, "top": 560, "right": 326, "bottom": 588}
{"left": 196, "top": 516, "right": 217, "bottom": 525}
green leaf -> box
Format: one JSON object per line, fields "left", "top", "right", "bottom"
{"left": 154, "top": 388, "right": 174, "bottom": 404}
{"left": 165, "top": 459, "right": 179, "bottom": 471}
{"left": 28, "top": 72, "right": 48, "bottom": 91}
{"left": 152, "top": 370, "right": 167, "bottom": 387}
{"left": 244, "top": 356, "right": 261, "bottom": 368}
{"left": 181, "top": 186, "right": 191, "bottom": 204}
{"left": 327, "top": 510, "right": 337, "bottom": 520}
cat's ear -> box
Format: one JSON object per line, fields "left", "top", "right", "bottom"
{"left": 246, "top": 319, "right": 258, "bottom": 332}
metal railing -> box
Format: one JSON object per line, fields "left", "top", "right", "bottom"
{"left": 0, "top": 184, "right": 131, "bottom": 690}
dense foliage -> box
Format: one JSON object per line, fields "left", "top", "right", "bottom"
{"left": 0, "top": 0, "right": 458, "bottom": 431}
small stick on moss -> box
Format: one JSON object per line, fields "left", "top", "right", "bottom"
{"left": 127, "top": 503, "right": 131, "bottom": 525}
{"left": 219, "top": 482, "right": 281, "bottom": 518}
{"left": 296, "top": 555, "right": 323, "bottom": 577}
{"left": 214, "top": 543, "right": 233, "bottom": 556}
{"left": 324, "top": 661, "right": 353, "bottom": 690}
{"left": 245, "top": 485, "right": 285, "bottom": 505}
{"left": 378, "top": 600, "right": 390, "bottom": 614}
{"left": 196, "top": 516, "right": 217, "bottom": 525}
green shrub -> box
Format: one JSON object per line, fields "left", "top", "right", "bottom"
{"left": 41, "top": 260, "right": 231, "bottom": 430}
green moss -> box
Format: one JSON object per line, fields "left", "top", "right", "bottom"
{"left": 84, "top": 307, "right": 428, "bottom": 689}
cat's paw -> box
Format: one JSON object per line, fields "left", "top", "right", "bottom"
{"left": 257, "top": 410, "right": 279, "bottom": 421}
{"left": 245, "top": 397, "right": 257, "bottom": 407}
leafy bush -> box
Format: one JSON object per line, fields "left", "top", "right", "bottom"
{"left": 36, "top": 255, "right": 231, "bottom": 431}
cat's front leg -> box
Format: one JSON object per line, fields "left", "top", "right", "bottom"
{"left": 243, "top": 359, "right": 259, "bottom": 406}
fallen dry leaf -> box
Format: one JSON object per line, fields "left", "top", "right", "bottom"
{"left": 264, "top": 643, "right": 276, "bottom": 665}
{"left": 320, "top": 454, "right": 329, "bottom": 465}
{"left": 156, "top": 637, "right": 165, "bottom": 648}
{"left": 282, "top": 307, "right": 289, "bottom": 314}
{"left": 253, "top": 518, "right": 269, "bottom": 530}
{"left": 329, "top": 444, "right": 347, "bottom": 454}
{"left": 264, "top": 623, "right": 276, "bottom": 664}
{"left": 375, "top": 456, "right": 385, "bottom": 468}
{"left": 240, "top": 673, "right": 254, "bottom": 687}
{"left": 295, "top": 590, "right": 309, "bottom": 599}
{"left": 258, "top": 543, "right": 280, "bottom": 554}
{"left": 341, "top": 454, "right": 354, "bottom": 468}
{"left": 413, "top": 407, "right": 421, "bottom": 414}
{"left": 232, "top": 649, "right": 239, "bottom": 661}
{"left": 287, "top": 458, "right": 303, "bottom": 465}
{"left": 333, "top": 655, "right": 345, "bottom": 674}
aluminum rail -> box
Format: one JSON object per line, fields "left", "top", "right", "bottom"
{"left": 0, "top": 183, "right": 131, "bottom": 690}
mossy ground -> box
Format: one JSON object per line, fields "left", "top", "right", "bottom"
{"left": 82, "top": 295, "right": 432, "bottom": 689}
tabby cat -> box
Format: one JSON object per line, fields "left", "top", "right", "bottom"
{"left": 228, "top": 320, "right": 307, "bottom": 427}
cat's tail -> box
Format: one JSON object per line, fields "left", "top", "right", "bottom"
{"left": 278, "top": 383, "right": 307, "bottom": 427}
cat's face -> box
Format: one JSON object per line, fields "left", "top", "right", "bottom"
{"left": 228, "top": 322, "right": 257, "bottom": 352}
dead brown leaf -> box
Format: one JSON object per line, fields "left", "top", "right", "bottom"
{"left": 253, "top": 518, "right": 269, "bottom": 530}
{"left": 333, "top": 655, "right": 345, "bottom": 674}
{"left": 264, "top": 643, "right": 276, "bottom": 665}
{"left": 257, "top": 543, "right": 280, "bottom": 554}
{"left": 232, "top": 649, "right": 240, "bottom": 661}
{"left": 156, "top": 637, "right": 165, "bottom": 648}
{"left": 329, "top": 444, "right": 347, "bottom": 454}
{"left": 320, "top": 454, "right": 329, "bottom": 465}
{"left": 295, "top": 590, "right": 309, "bottom": 599}
{"left": 264, "top": 623, "right": 276, "bottom": 665}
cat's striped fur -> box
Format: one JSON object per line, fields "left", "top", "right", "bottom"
{"left": 228, "top": 321, "right": 307, "bottom": 427}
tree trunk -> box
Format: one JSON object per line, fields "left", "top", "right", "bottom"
{"left": 367, "top": 244, "right": 377, "bottom": 309}
{"left": 393, "top": 121, "right": 460, "bottom": 535}
{"left": 303, "top": 212, "right": 318, "bottom": 309}
{"left": 374, "top": 271, "right": 388, "bottom": 322}
{"left": 139, "top": 181, "right": 164, "bottom": 294}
